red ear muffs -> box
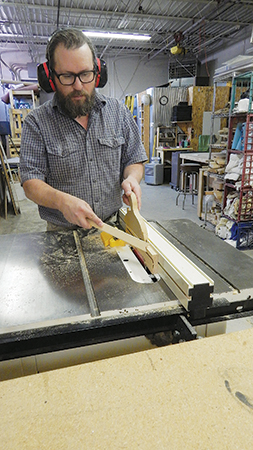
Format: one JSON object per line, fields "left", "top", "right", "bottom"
{"left": 37, "top": 58, "right": 107, "bottom": 93}
{"left": 96, "top": 58, "right": 107, "bottom": 88}
{"left": 37, "top": 61, "right": 56, "bottom": 93}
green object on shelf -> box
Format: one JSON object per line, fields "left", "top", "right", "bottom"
{"left": 198, "top": 135, "right": 210, "bottom": 152}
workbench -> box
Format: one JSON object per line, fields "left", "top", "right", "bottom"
{"left": 179, "top": 151, "right": 221, "bottom": 165}
{"left": 1, "top": 219, "right": 253, "bottom": 363}
{"left": 156, "top": 147, "right": 193, "bottom": 164}
{"left": 1, "top": 327, "right": 253, "bottom": 449}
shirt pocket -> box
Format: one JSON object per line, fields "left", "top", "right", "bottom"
{"left": 98, "top": 136, "right": 125, "bottom": 148}
{"left": 47, "top": 143, "right": 71, "bottom": 158}
{"left": 97, "top": 136, "right": 125, "bottom": 174}
{"left": 46, "top": 143, "right": 81, "bottom": 182}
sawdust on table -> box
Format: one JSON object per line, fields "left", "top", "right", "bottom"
{"left": 40, "top": 230, "right": 116, "bottom": 291}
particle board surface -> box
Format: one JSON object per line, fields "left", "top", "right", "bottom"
{"left": 1, "top": 328, "right": 253, "bottom": 449}
{"left": 189, "top": 86, "right": 230, "bottom": 151}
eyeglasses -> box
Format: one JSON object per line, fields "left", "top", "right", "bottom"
{"left": 53, "top": 69, "right": 96, "bottom": 85}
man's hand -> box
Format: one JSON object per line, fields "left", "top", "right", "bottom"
{"left": 121, "top": 175, "right": 142, "bottom": 209}
{"left": 59, "top": 193, "right": 103, "bottom": 229}
{"left": 121, "top": 163, "right": 144, "bottom": 209}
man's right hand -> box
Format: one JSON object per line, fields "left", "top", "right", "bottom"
{"left": 59, "top": 193, "right": 103, "bottom": 229}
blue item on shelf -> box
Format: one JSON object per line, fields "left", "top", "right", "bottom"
{"left": 232, "top": 122, "right": 243, "bottom": 149}
{"left": 235, "top": 137, "right": 242, "bottom": 151}
{"left": 230, "top": 222, "right": 238, "bottom": 240}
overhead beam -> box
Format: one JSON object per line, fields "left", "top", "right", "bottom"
{"left": 0, "top": 2, "right": 252, "bottom": 27}
{"left": 0, "top": 33, "right": 159, "bottom": 53}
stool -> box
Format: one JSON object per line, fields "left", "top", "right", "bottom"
{"left": 176, "top": 163, "right": 200, "bottom": 210}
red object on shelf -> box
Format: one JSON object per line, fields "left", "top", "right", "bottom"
{"left": 223, "top": 114, "right": 253, "bottom": 222}
{"left": 238, "top": 115, "right": 253, "bottom": 221}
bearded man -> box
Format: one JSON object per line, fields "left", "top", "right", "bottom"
{"left": 20, "top": 28, "right": 147, "bottom": 231}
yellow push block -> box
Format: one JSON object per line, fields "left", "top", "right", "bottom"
{"left": 100, "top": 231, "right": 126, "bottom": 247}
{"left": 109, "top": 237, "right": 126, "bottom": 247}
{"left": 100, "top": 231, "right": 112, "bottom": 247}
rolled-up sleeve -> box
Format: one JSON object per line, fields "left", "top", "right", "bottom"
{"left": 20, "top": 112, "right": 48, "bottom": 185}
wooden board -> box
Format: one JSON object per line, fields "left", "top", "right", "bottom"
{"left": 8, "top": 108, "right": 31, "bottom": 157}
{"left": 189, "top": 86, "right": 230, "bottom": 151}
{"left": 88, "top": 219, "right": 148, "bottom": 251}
{"left": 0, "top": 142, "right": 20, "bottom": 215}
{"left": 1, "top": 327, "right": 253, "bottom": 449}
{"left": 124, "top": 192, "right": 148, "bottom": 241}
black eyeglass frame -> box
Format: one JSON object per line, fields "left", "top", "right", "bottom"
{"left": 52, "top": 69, "right": 97, "bottom": 85}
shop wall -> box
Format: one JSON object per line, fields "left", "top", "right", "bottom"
{"left": 199, "top": 30, "right": 253, "bottom": 80}
{"left": 100, "top": 55, "right": 169, "bottom": 101}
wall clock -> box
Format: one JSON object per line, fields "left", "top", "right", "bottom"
{"left": 159, "top": 95, "right": 168, "bottom": 106}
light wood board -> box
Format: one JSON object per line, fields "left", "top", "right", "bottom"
{"left": 1, "top": 328, "right": 253, "bottom": 449}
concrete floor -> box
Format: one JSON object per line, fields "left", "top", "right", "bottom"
{"left": 1, "top": 180, "right": 252, "bottom": 257}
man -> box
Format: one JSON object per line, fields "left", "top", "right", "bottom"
{"left": 20, "top": 28, "right": 147, "bottom": 231}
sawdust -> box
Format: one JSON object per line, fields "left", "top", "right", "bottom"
{"left": 39, "top": 230, "right": 115, "bottom": 293}
{"left": 40, "top": 231, "right": 82, "bottom": 290}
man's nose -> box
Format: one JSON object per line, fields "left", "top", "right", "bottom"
{"left": 73, "top": 76, "right": 83, "bottom": 89}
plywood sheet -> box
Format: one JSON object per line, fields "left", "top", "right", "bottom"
{"left": 1, "top": 328, "right": 253, "bottom": 449}
{"left": 191, "top": 86, "right": 230, "bottom": 151}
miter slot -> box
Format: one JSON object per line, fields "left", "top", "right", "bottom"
{"left": 73, "top": 231, "right": 100, "bottom": 317}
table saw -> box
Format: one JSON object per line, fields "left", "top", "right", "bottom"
{"left": 1, "top": 212, "right": 253, "bottom": 362}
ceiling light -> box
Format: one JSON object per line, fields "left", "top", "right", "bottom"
{"left": 83, "top": 31, "right": 151, "bottom": 41}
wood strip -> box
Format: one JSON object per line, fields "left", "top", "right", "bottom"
{"left": 88, "top": 220, "right": 148, "bottom": 252}
{"left": 0, "top": 142, "right": 19, "bottom": 216}
{"left": 124, "top": 192, "right": 148, "bottom": 241}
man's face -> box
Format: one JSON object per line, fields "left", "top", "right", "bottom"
{"left": 53, "top": 43, "right": 96, "bottom": 118}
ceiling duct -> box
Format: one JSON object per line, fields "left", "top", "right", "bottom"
{"left": 168, "top": 55, "right": 198, "bottom": 79}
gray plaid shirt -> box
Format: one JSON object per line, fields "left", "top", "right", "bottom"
{"left": 20, "top": 92, "right": 147, "bottom": 226}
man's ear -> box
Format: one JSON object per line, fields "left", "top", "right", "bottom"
{"left": 95, "top": 58, "right": 107, "bottom": 88}
{"left": 37, "top": 61, "right": 56, "bottom": 93}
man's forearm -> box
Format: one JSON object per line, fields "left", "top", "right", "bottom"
{"left": 123, "top": 163, "right": 144, "bottom": 183}
{"left": 23, "top": 179, "right": 66, "bottom": 211}
{"left": 121, "top": 163, "right": 144, "bottom": 209}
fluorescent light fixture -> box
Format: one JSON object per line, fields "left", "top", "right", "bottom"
{"left": 83, "top": 31, "right": 151, "bottom": 41}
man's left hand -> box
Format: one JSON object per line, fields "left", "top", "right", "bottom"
{"left": 121, "top": 175, "right": 142, "bottom": 209}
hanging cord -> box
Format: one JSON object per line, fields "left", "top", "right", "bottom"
{"left": 199, "top": 21, "right": 210, "bottom": 78}
{"left": 202, "top": 21, "right": 210, "bottom": 78}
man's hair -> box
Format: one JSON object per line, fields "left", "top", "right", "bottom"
{"left": 46, "top": 28, "right": 97, "bottom": 70}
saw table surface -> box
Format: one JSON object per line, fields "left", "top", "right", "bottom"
{"left": 1, "top": 219, "right": 253, "bottom": 359}
{"left": 0, "top": 229, "right": 169, "bottom": 329}
{"left": 155, "top": 219, "right": 253, "bottom": 293}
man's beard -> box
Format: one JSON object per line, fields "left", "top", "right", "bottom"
{"left": 56, "top": 88, "right": 95, "bottom": 119}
